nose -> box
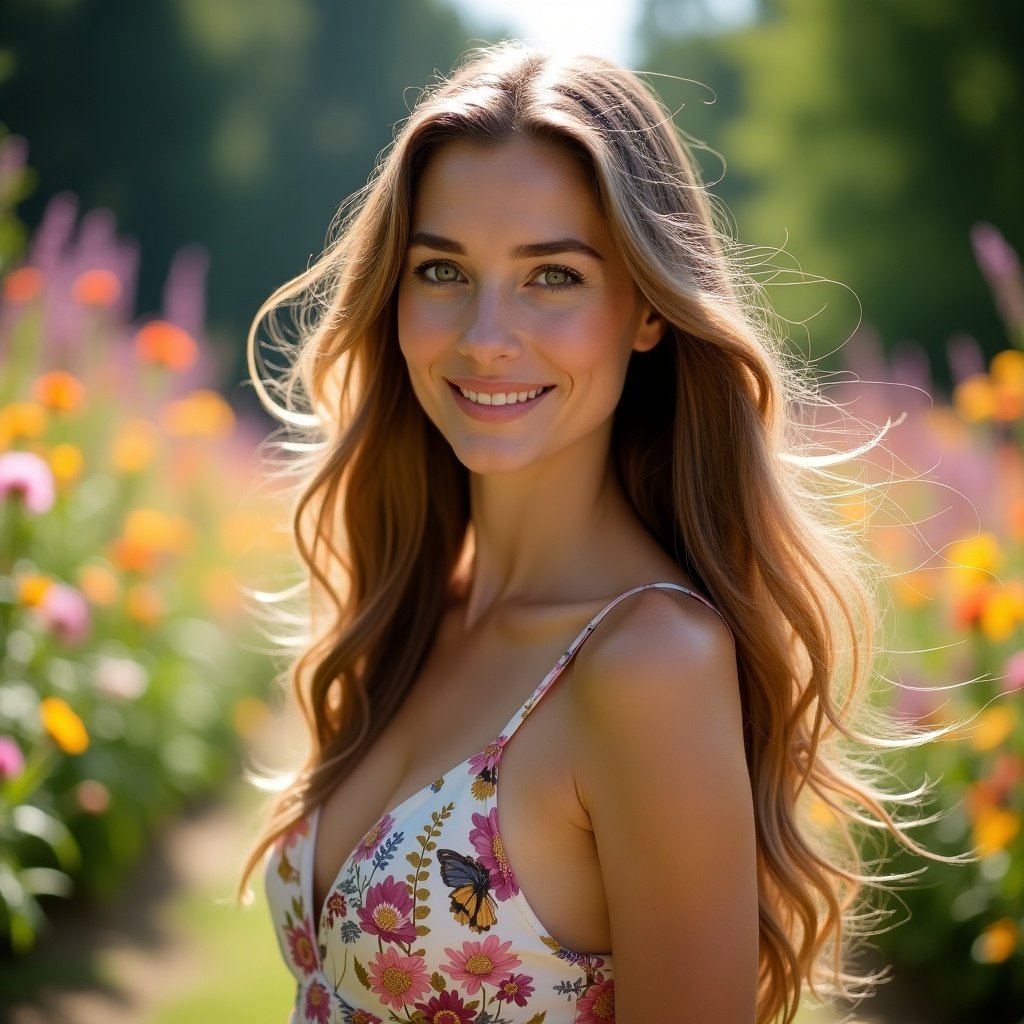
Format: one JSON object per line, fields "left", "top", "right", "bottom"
{"left": 457, "top": 286, "right": 521, "bottom": 364}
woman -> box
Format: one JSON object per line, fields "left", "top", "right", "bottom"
{"left": 243, "top": 43, "right": 915, "bottom": 1024}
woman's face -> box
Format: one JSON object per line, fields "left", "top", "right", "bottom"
{"left": 397, "top": 136, "right": 663, "bottom": 477}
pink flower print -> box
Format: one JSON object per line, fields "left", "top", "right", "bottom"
{"left": 0, "top": 451, "right": 55, "bottom": 514}
{"left": 343, "top": 1010, "right": 382, "bottom": 1024}
{"left": 303, "top": 980, "right": 332, "bottom": 1024}
{"left": 576, "top": 978, "right": 615, "bottom": 1023}
{"left": 367, "top": 948, "right": 430, "bottom": 1010}
{"left": 495, "top": 972, "right": 535, "bottom": 1007}
{"left": 324, "top": 890, "right": 348, "bottom": 924}
{"left": 352, "top": 812, "right": 395, "bottom": 862}
{"left": 441, "top": 935, "right": 521, "bottom": 994}
{"left": 468, "top": 737, "right": 505, "bottom": 800}
{"left": 286, "top": 920, "right": 319, "bottom": 976}
{"left": 276, "top": 818, "right": 311, "bottom": 853}
{"left": 357, "top": 874, "right": 416, "bottom": 943}
{"left": 413, "top": 989, "right": 477, "bottom": 1024}
{"left": 468, "top": 808, "right": 519, "bottom": 901}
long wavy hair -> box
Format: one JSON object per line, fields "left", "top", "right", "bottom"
{"left": 242, "top": 42, "right": 930, "bottom": 1024}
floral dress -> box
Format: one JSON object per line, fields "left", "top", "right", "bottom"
{"left": 265, "top": 583, "right": 718, "bottom": 1024}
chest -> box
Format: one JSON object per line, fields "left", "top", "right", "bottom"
{"left": 310, "top": 608, "right": 611, "bottom": 952}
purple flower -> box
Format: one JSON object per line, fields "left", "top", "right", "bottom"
{"left": 0, "top": 451, "right": 56, "bottom": 514}
{"left": 494, "top": 971, "right": 535, "bottom": 1006}
{"left": 37, "top": 583, "right": 91, "bottom": 645}
{"left": 351, "top": 812, "right": 394, "bottom": 863}
{"left": 468, "top": 807, "right": 519, "bottom": 902}
{"left": 0, "top": 737, "right": 25, "bottom": 780}
{"left": 467, "top": 736, "right": 506, "bottom": 777}
{"left": 356, "top": 875, "right": 416, "bottom": 943}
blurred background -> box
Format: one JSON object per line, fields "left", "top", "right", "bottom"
{"left": 0, "top": 1, "right": 1021, "bottom": 1022}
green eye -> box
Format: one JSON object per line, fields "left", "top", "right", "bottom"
{"left": 431, "top": 263, "right": 460, "bottom": 282}
{"left": 542, "top": 268, "right": 570, "bottom": 286}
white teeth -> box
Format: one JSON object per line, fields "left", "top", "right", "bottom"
{"left": 458, "top": 386, "right": 546, "bottom": 405}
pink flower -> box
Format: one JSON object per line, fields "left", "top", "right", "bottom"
{"left": 36, "top": 583, "right": 90, "bottom": 645}
{"left": 357, "top": 874, "right": 416, "bottom": 943}
{"left": 366, "top": 948, "right": 430, "bottom": 1010}
{"left": 0, "top": 737, "right": 25, "bottom": 780}
{"left": 352, "top": 812, "right": 395, "bottom": 862}
{"left": 413, "top": 988, "right": 477, "bottom": 1023}
{"left": 1001, "top": 650, "right": 1024, "bottom": 694}
{"left": 324, "top": 890, "right": 347, "bottom": 924}
{"left": 468, "top": 808, "right": 519, "bottom": 901}
{"left": 276, "top": 818, "right": 311, "bottom": 853}
{"left": 441, "top": 935, "right": 521, "bottom": 994}
{"left": 0, "top": 451, "right": 55, "bottom": 514}
{"left": 303, "top": 980, "right": 332, "bottom": 1024}
{"left": 93, "top": 656, "right": 148, "bottom": 700}
{"left": 576, "top": 978, "right": 615, "bottom": 1023}
{"left": 495, "top": 972, "right": 535, "bottom": 1006}
{"left": 286, "top": 920, "right": 318, "bottom": 976}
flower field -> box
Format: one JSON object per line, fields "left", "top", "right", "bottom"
{"left": 0, "top": 134, "right": 286, "bottom": 957}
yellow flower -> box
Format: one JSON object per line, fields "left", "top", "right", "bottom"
{"left": 970, "top": 704, "right": 1017, "bottom": 752}
{"left": 109, "top": 419, "right": 159, "bottom": 474}
{"left": 0, "top": 401, "right": 48, "bottom": 445}
{"left": 161, "top": 390, "right": 235, "bottom": 440}
{"left": 973, "top": 918, "right": 1019, "bottom": 964}
{"left": 980, "top": 590, "right": 1020, "bottom": 642}
{"left": 50, "top": 443, "right": 84, "bottom": 484}
{"left": 991, "top": 349, "right": 1024, "bottom": 391}
{"left": 78, "top": 563, "right": 121, "bottom": 606}
{"left": 972, "top": 804, "right": 1020, "bottom": 857}
{"left": 16, "top": 574, "right": 53, "bottom": 607}
{"left": 954, "top": 374, "right": 997, "bottom": 422}
{"left": 947, "top": 533, "right": 1001, "bottom": 590}
{"left": 32, "top": 371, "right": 85, "bottom": 413}
{"left": 40, "top": 697, "right": 89, "bottom": 755}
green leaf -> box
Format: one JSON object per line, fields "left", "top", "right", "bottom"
{"left": 414, "top": 904, "right": 430, "bottom": 919}
{"left": 11, "top": 805, "right": 80, "bottom": 872}
{"left": 19, "top": 867, "right": 73, "bottom": 898}
{"left": 353, "top": 956, "right": 370, "bottom": 989}
{"left": 430, "top": 970, "right": 446, "bottom": 991}
{"left": 525, "top": 1013, "right": 547, "bottom": 1024}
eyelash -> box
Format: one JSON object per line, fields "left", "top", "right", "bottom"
{"left": 410, "top": 260, "right": 585, "bottom": 291}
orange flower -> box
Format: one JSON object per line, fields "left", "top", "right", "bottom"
{"left": 973, "top": 919, "right": 1019, "bottom": 964}
{"left": 125, "top": 582, "right": 165, "bottom": 625}
{"left": 109, "top": 418, "right": 159, "bottom": 474}
{"left": 134, "top": 321, "right": 199, "bottom": 372}
{"left": 50, "top": 443, "right": 84, "bottom": 484}
{"left": 16, "top": 574, "right": 53, "bottom": 607}
{"left": 972, "top": 804, "right": 1020, "bottom": 857}
{"left": 40, "top": 696, "right": 89, "bottom": 755}
{"left": 970, "top": 705, "right": 1017, "bottom": 752}
{"left": 32, "top": 371, "right": 85, "bottom": 413}
{"left": 123, "top": 508, "right": 195, "bottom": 556}
{"left": 161, "top": 390, "right": 235, "bottom": 439}
{"left": 0, "top": 401, "right": 48, "bottom": 443}
{"left": 953, "top": 374, "right": 997, "bottom": 422}
{"left": 71, "top": 269, "right": 121, "bottom": 306}
{"left": 78, "top": 563, "right": 121, "bottom": 606}
{"left": 109, "top": 536, "right": 159, "bottom": 574}
{"left": 2, "top": 266, "right": 44, "bottom": 303}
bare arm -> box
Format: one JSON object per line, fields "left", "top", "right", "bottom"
{"left": 571, "top": 589, "right": 758, "bottom": 1023}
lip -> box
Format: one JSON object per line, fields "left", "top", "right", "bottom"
{"left": 446, "top": 380, "right": 554, "bottom": 422}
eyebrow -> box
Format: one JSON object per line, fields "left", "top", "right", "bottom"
{"left": 407, "top": 231, "right": 605, "bottom": 262}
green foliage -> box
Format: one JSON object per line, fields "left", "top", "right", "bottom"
{"left": 0, "top": 188, "right": 283, "bottom": 954}
{"left": 639, "top": 0, "right": 1024, "bottom": 367}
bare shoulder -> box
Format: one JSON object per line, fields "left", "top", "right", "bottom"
{"left": 569, "top": 585, "right": 738, "bottom": 723}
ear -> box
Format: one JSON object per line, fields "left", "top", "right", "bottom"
{"left": 632, "top": 302, "right": 667, "bottom": 353}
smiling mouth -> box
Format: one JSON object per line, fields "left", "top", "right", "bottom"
{"left": 450, "top": 384, "right": 554, "bottom": 406}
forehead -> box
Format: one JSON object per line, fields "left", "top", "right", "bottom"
{"left": 409, "top": 137, "right": 608, "bottom": 241}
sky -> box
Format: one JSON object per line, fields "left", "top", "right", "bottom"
{"left": 443, "top": 0, "right": 756, "bottom": 65}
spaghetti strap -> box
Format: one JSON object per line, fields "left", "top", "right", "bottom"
{"left": 499, "top": 581, "right": 723, "bottom": 740}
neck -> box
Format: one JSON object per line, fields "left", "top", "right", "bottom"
{"left": 462, "top": 430, "right": 640, "bottom": 626}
